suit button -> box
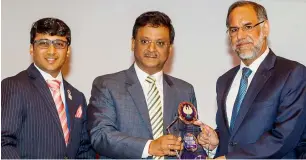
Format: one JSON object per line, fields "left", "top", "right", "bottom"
{"left": 229, "top": 142, "right": 237, "bottom": 146}
{"left": 173, "top": 127, "right": 177, "bottom": 131}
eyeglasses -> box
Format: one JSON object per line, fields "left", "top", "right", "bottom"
{"left": 136, "top": 39, "right": 170, "bottom": 49}
{"left": 33, "top": 39, "right": 69, "bottom": 49}
{"left": 227, "top": 21, "right": 265, "bottom": 37}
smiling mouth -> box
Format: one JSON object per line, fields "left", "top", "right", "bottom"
{"left": 46, "top": 58, "right": 57, "bottom": 64}
{"left": 144, "top": 53, "right": 158, "bottom": 58}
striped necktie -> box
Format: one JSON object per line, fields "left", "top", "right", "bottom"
{"left": 146, "top": 76, "right": 164, "bottom": 159}
{"left": 146, "top": 76, "right": 163, "bottom": 139}
{"left": 230, "top": 67, "right": 252, "bottom": 132}
{"left": 47, "top": 80, "right": 70, "bottom": 146}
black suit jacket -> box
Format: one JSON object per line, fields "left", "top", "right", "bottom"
{"left": 1, "top": 63, "right": 95, "bottom": 159}
{"left": 296, "top": 124, "right": 306, "bottom": 159}
{"left": 215, "top": 50, "right": 306, "bottom": 159}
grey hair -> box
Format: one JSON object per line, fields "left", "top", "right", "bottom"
{"left": 226, "top": 1, "right": 268, "bottom": 27}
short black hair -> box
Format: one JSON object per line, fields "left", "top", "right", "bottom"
{"left": 30, "top": 17, "right": 71, "bottom": 45}
{"left": 226, "top": 1, "right": 268, "bottom": 27}
{"left": 132, "top": 11, "right": 175, "bottom": 44}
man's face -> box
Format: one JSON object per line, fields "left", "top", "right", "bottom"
{"left": 228, "top": 5, "right": 268, "bottom": 61}
{"left": 132, "top": 24, "right": 172, "bottom": 75}
{"left": 30, "top": 33, "right": 70, "bottom": 77}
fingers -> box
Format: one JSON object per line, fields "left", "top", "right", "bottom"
{"left": 168, "top": 150, "right": 179, "bottom": 156}
{"left": 198, "top": 130, "right": 210, "bottom": 140}
{"left": 162, "top": 139, "right": 182, "bottom": 150}
{"left": 157, "top": 135, "right": 183, "bottom": 155}
{"left": 193, "top": 120, "right": 204, "bottom": 126}
{"left": 193, "top": 121, "right": 214, "bottom": 135}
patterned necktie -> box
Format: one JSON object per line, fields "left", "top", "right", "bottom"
{"left": 230, "top": 67, "right": 252, "bottom": 132}
{"left": 146, "top": 76, "right": 164, "bottom": 159}
{"left": 146, "top": 76, "right": 163, "bottom": 139}
{"left": 47, "top": 80, "right": 70, "bottom": 146}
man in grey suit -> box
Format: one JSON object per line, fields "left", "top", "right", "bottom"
{"left": 87, "top": 11, "right": 199, "bottom": 159}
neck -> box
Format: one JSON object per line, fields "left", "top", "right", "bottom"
{"left": 135, "top": 62, "right": 163, "bottom": 75}
{"left": 50, "top": 72, "right": 60, "bottom": 78}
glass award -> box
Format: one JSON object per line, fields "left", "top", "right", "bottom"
{"left": 167, "top": 102, "right": 208, "bottom": 159}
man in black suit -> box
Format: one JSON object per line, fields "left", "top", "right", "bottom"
{"left": 1, "top": 17, "right": 95, "bottom": 159}
{"left": 194, "top": 1, "right": 306, "bottom": 159}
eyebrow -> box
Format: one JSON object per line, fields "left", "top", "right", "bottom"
{"left": 229, "top": 22, "right": 254, "bottom": 28}
{"left": 139, "top": 37, "right": 168, "bottom": 41}
{"left": 35, "top": 39, "right": 49, "bottom": 41}
{"left": 243, "top": 22, "right": 253, "bottom": 26}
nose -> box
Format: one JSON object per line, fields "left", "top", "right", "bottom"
{"left": 148, "top": 41, "right": 157, "bottom": 52}
{"left": 47, "top": 44, "right": 56, "bottom": 55}
{"left": 236, "top": 28, "right": 247, "bottom": 40}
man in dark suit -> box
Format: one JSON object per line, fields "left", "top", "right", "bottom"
{"left": 1, "top": 17, "right": 95, "bottom": 159}
{"left": 87, "top": 11, "right": 204, "bottom": 159}
{"left": 194, "top": 1, "right": 306, "bottom": 159}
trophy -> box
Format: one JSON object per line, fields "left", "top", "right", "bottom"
{"left": 167, "top": 102, "right": 208, "bottom": 159}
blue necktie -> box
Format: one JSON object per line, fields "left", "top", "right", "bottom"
{"left": 230, "top": 67, "right": 252, "bottom": 132}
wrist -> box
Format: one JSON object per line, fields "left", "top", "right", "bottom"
{"left": 148, "top": 140, "right": 154, "bottom": 155}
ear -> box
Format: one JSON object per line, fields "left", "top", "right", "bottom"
{"left": 169, "top": 44, "right": 173, "bottom": 54}
{"left": 67, "top": 46, "right": 71, "bottom": 57}
{"left": 30, "top": 44, "right": 34, "bottom": 56}
{"left": 131, "top": 38, "right": 135, "bottom": 52}
{"left": 262, "top": 20, "right": 270, "bottom": 37}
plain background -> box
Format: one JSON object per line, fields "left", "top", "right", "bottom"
{"left": 2, "top": 0, "right": 306, "bottom": 128}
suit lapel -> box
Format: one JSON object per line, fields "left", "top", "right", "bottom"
{"left": 27, "top": 64, "right": 63, "bottom": 135}
{"left": 221, "top": 67, "right": 239, "bottom": 133}
{"left": 125, "top": 66, "right": 153, "bottom": 136}
{"left": 63, "top": 81, "right": 78, "bottom": 134}
{"left": 63, "top": 80, "right": 80, "bottom": 150}
{"left": 163, "top": 74, "right": 177, "bottom": 134}
{"left": 231, "top": 51, "right": 276, "bottom": 136}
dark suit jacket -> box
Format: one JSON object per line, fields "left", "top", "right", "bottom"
{"left": 1, "top": 63, "right": 95, "bottom": 159}
{"left": 87, "top": 65, "right": 202, "bottom": 159}
{"left": 296, "top": 124, "right": 306, "bottom": 159}
{"left": 215, "top": 50, "right": 306, "bottom": 159}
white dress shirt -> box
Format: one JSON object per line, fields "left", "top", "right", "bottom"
{"left": 226, "top": 47, "right": 269, "bottom": 125}
{"left": 34, "top": 64, "right": 67, "bottom": 113}
{"left": 134, "top": 63, "right": 164, "bottom": 158}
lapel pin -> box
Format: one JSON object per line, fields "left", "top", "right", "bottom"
{"left": 67, "top": 89, "right": 72, "bottom": 100}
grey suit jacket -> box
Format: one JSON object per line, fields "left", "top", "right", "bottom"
{"left": 87, "top": 65, "right": 197, "bottom": 159}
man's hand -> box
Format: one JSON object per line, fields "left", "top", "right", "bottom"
{"left": 193, "top": 120, "right": 219, "bottom": 151}
{"left": 148, "top": 134, "right": 183, "bottom": 156}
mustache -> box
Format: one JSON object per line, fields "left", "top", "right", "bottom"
{"left": 236, "top": 37, "right": 253, "bottom": 46}
{"left": 144, "top": 50, "right": 158, "bottom": 57}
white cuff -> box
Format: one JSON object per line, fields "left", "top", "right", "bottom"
{"left": 204, "top": 145, "right": 218, "bottom": 158}
{"left": 141, "top": 140, "right": 153, "bottom": 158}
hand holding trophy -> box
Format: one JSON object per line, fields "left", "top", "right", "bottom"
{"left": 167, "top": 102, "right": 210, "bottom": 159}
{"left": 193, "top": 121, "right": 219, "bottom": 152}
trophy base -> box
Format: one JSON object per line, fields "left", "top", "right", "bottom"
{"left": 181, "top": 151, "right": 207, "bottom": 159}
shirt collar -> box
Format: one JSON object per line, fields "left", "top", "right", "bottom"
{"left": 134, "top": 63, "right": 163, "bottom": 85}
{"left": 240, "top": 47, "right": 270, "bottom": 73}
{"left": 34, "top": 63, "right": 63, "bottom": 83}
